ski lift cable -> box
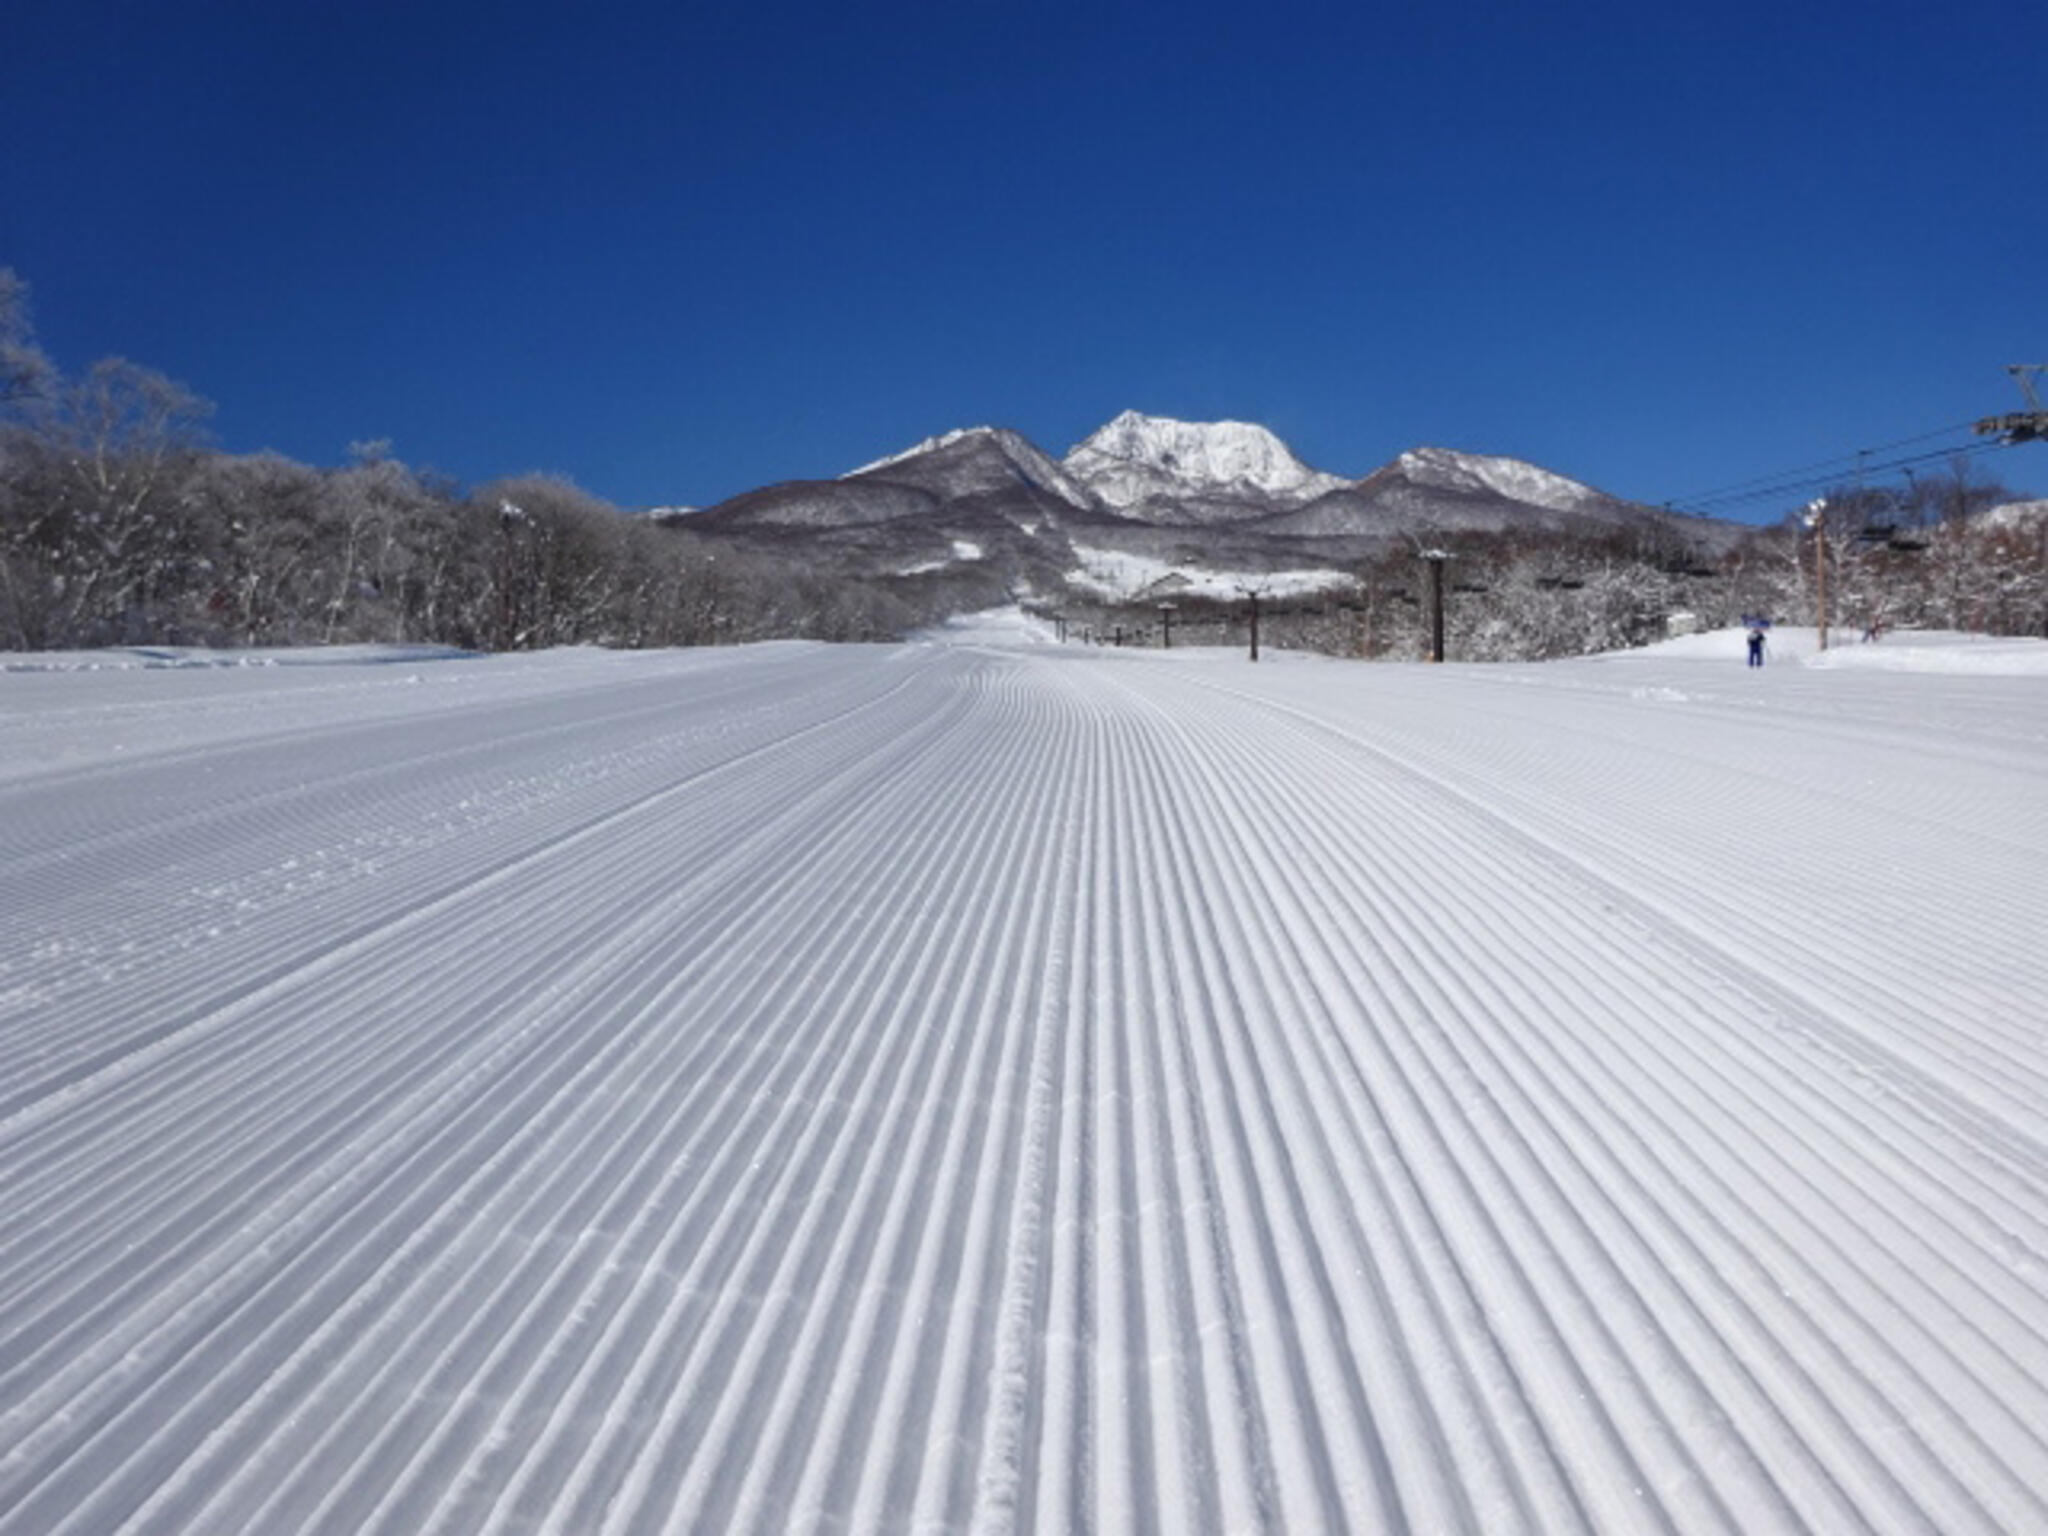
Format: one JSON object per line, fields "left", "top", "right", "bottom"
{"left": 1674, "top": 441, "right": 2005, "bottom": 515}
{"left": 1671, "top": 437, "right": 2010, "bottom": 515}
{"left": 1665, "top": 420, "right": 1984, "bottom": 510}
{"left": 1692, "top": 438, "right": 2003, "bottom": 504}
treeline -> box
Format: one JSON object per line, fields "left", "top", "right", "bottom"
{"left": 1385, "top": 478, "right": 2046, "bottom": 660}
{"left": 0, "top": 271, "right": 925, "bottom": 652}
{"left": 1053, "top": 473, "right": 2046, "bottom": 663}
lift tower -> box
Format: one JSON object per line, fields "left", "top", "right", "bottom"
{"left": 1974, "top": 365, "right": 2048, "bottom": 444}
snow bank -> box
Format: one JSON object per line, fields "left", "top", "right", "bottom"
{"left": 1802, "top": 632, "right": 2048, "bottom": 675}
{"left": 1, "top": 642, "right": 476, "bottom": 673}
{"left": 1612, "top": 626, "right": 2048, "bottom": 675}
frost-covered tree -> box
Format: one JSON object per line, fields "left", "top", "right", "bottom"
{"left": 1, "top": 269, "right": 55, "bottom": 412}
{"left": 310, "top": 442, "right": 452, "bottom": 643}
{"left": 0, "top": 356, "right": 213, "bottom": 645}
{"left": 180, "top": 451, "right": 331, "bottom": 643}
{"left": 471, "top": 474, "right": 631, "bottom": 648}
{"left": 0, "top": 272, "right": 921, "bottom": 652}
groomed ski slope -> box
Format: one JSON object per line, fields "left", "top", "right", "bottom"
{"left": 3, "top": 618, "right": 2046, "bottom": 1534}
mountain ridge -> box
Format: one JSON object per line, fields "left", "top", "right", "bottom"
{"left": 681, "top": 412, "right": 1723, "bottom": 596}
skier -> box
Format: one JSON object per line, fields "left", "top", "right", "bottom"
{"left": 1746, "top": 626, "right": 1766, "bottom": 667}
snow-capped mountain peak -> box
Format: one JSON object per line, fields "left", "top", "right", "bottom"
{"left": 1064, "top": 411, "right": 1347, "bottom": 510}
{"left": 1392, "top": 446, "right": 1608, "bottom": 514}
{"left": 844, "top": 425, "right": 1097, "bottom": 510}
{"left": 845, "top": 426, "right": 999, "bottom": 479}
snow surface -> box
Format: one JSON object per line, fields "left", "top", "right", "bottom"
{"left": 896, "top": 540, "right": 986, "bottom": 577}
{"left": 4, "top": 623, "right": 2048, "bottom": 1533}
{"left": 1632, "top": 625, "right": 2048, "bottom": 675}
{"left": 0, "top": 643, "right": 475, "bottom": 674}
{"left": 1066, "top": 544, "right": 1353, "bottom": 601}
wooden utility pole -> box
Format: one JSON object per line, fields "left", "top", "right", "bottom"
{"left": 1237, "top": 585, "right": 1266, "bottom": 661}
{"left": 1420, "top": 549, "right": 1449, "bottom": 663}
{"left": 1805, "top": 499, "right": 1829, "bottom": 650}
{"left": 1158, "top": 602, "right": 1176, "bottom": 649}
{"left": 1816, "top": 519, "right": 1828, "bottom": 651}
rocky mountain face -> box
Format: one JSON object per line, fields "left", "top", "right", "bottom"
{"left": 1062, "top": 410, "right": 1349, "bottom": 524}
{"left": 680, "top": 412, "right": 1723, "bottom": 596}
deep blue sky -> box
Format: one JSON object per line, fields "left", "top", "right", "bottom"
{"left": 7, "top": 0, "right": 2044, "bottom": 517}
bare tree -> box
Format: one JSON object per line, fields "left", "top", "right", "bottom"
{"left": 0, "top": 358, "right": 213, "bottom": 644}
{"left": 181, "top": 451, "right": 329, "bottom": 643}
{"left": 470, "top": 474, "right": 635, "bottom": 648}
{"left": 0, "top": 268, "right": 55, "bottom": 412}
{"left": 311, "top": 442, "right": 454, "bottom": 643}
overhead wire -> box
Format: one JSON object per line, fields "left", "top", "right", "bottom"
{"left": 1674, "top": 443, "right": 2010, "bottom": 517}
{"left": 1666, "top": 426, "right": 2016, "bottom": 516}
{"left": 1676, "top": 441, "right": 2003, "bottom": 514}
{"left": 1666, "top": 419, "right": 1981, "bottom": 507}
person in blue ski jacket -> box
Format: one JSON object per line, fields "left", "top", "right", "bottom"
{"left": 1746, "top": 626, "right": 1766, "bottom": 667}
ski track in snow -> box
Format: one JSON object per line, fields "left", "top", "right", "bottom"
{"left": 2, "top": 635, "right": 2046, "bottom": 1534}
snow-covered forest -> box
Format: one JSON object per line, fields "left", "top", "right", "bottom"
{"left": 1055, "top": 493, "right": 2047, "bottom": 664}
{"left": 0, "top": 274, "right": 935, "bottom": 653}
